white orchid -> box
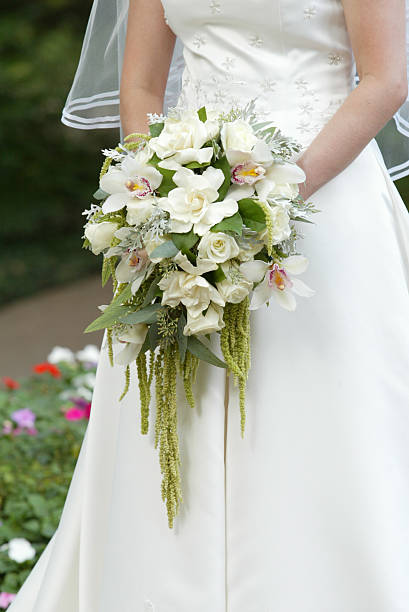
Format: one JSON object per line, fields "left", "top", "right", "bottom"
{"left": 114, "top": 324, "right": 148, "bottom": 366}
{"left": 158, "top": 270, "right": 225, "bottom": 317}
{"left": 115, "top": 248, "right": 154, "bottom": 294}
{"left": 173, "top": 251, "right": 218, "bottom": 275}
{"left": 240, "top": 255, "right": 315, "bottom": 311}
{"left": 158, "top": 166, "right": 238, "bottom": 236}
{"left": 100, "top": 153, "right": 163, "bottom": 214}
{"left": 149, "top": 114, "right": 219, "bottom": 165}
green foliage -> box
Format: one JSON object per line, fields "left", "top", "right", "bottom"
{"left": 237, "top": 198, "right": 267, "bottom": 231}
{"left": 0, "top": 355, "right": 94, "bottom": 595}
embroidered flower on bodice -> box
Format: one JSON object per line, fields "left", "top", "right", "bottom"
{"left": 249, "top": 34, "right": 264, "bottom": 47}
{"left": 209, "top": 0, "right": 222, "bottom": 14}
{"left": 304, "top": 5, "right": 318, "bottom": 20}
{"left": 327, "top": 52, "right": 343, "bottom": 65}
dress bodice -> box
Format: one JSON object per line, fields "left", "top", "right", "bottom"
{"left": 161, "top": 0, "right": 356, "bottom": 150}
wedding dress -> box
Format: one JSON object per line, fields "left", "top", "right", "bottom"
{"left": 9, "top": 1, "right": 409, "bottom": 611}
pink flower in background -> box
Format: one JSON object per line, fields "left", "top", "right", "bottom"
{"left": 65, "top": 408, "right": 85, "bottom": 421}
{"left": 0, "top": 592, "right": 16, "bottom": 609}
{"left": 11, "top": 408, "right": 36, "bottom": 429}
{"left": 1, "top": 421, "right": 13, "bottom": 435}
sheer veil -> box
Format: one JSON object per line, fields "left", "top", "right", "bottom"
{"left": 61, "top": 0, "right": 409, "bottom": 182}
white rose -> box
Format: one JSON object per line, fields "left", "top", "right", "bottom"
{"left": 7, "top": 538, "right": 36, "bottom": 563}
{"left": 126, "top": 195, "right": 155, "bottom": 226}
{"left": 221, "top": 120, "right": 258, "bottom": 165}
{"left": 84, "top": 221, "right": 117, "bottom": 255}
{"left": 216, "top": 261, "right": 253, "bottom": 304}
{"left": 184, "top": 304, "right": 225, "bottom": 336}
{"left": 158, "top": 270, "right": 224, "bottom": 317}
{"left": 149, "top": 115, "right": 218, "bottom": 164}
{"left": 261, "top": 204, "right": 291, "bottom": 245}
{"left": 197, "top": 231, "right": 240, "bottom": 264}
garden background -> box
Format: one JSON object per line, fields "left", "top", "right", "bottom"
{"left": 1, "top": 0, "right": 409, "bottom": 606}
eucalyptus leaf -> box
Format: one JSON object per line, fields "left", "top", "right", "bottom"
{"left": 187, "top": 336, "right": 227, "bottom": 368}
{"left": 142, "top": 276, "right": 161, "bottom": 307}
{"left": 149, "top": 240, "right": 179, "bottom": 259}
{"left": 177, "top": 314, "right": 187, "bottom": 363}
{"left": 119, "top": 303, "right": 162, "bottom": 325}
{"left": 93, "top": 188, "right": 109, "bottom": 200}
{"left": 148, "top": 322, "right": 160, "bottom": 351}
{"left": 84, "top": 284, "right": 133, "bottom": 333}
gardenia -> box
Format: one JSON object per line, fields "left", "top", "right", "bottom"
{"left": 159, "top": 270, "right": 225, "bottom": 317}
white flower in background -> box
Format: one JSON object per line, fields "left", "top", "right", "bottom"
{"left": 115, "top": 248, "right": 154, "bottom": 294}
{"left": 158, "top": 167, "right": 238, "bottom": 236}
{"left": 114, "top": 324, "right": 148, "bottom": 366}
{"left": 159, "top": 270, "right": 225, "bottom": 317}
{"left": 125, "top": 195, "right": 156, "bottom": 226}
{"left": 47, "top": 346, "right": 75, "bottom": 364}
{"left": 221, "top": 119, "right": 259, "bottom": 166}
{"left": 260, "top": 204, "right": 292, "bottom": 245}
{"left": 75, "top": 344, "right": 100, "bottom": 364}
{"left": 174, "top": 251, "right": 218, "bottom": 275}
{"left": 84, "top": 221, "right": 118, "bottom": 255}
{"left": 149, "top": 114, "right": 219, "bottom": 165}
{"left": 240, "top": 255, "right": 315, "bottom": 311}
{"left": 2, "top": 538, "right": 36, "bottom": 563}
{"left": 216, "top": 261, "right": 253, "bottom": 303}
{"left": 184, "top": 303, "right": 225, "bottom": 335}
{"left": 197, "top": 231, "right": 240, "bottom": 264}
{"left": 100, "top": 153, "right": 163, "bottom": 214}
{"left": 72, "top": 372, "right": 96, "bottom": 390}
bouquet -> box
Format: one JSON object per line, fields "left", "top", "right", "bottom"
{"left": 82, "top": 101, "right": 318, "bottom": 527}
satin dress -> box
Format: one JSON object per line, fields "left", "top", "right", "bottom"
{"left": 9, "top": 0, "right": 409, "bottom": 610}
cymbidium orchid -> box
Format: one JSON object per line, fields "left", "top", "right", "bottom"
{"left": 100, "top": 153, "right": 163, "bottom": 214}
{"left": 114, "top": 324, "right": 148, "bottom": 366}
{"left": 115, "top": 247, "right": 154, "bottom": 294}
{"left": 240, "top": 255, "right": 315, "bottom": 311}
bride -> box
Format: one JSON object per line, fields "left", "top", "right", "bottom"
{"left": 8, "top": 0, "right": 409, "bottom": 610}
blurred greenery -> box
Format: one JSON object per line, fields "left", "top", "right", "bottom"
{"left": 0, "top": 352, "right": 95, "bottom": 597}
{"left": 0, "top": 1, "right": 408, "bottom": 306}
{"left": 0, "top": 0, "right": 117, "bottom": 305}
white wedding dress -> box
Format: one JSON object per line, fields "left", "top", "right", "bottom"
{"left": 9, "top": 1, "right": 409, "bottom": 611}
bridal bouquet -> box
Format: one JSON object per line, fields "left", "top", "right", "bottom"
{"left": 82, "top": 101, "right": 317, "bottom": 527}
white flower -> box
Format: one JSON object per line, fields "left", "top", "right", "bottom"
{"left": 115, "top": 248, "right": 153, "bottom": 294}
{"left": 158, "top": 270, "right": 224, "bottom": 317}
{"left": 260, "top": 204, "right": 292, "bottom": 245}
{"left": 72, "top": 372, "right": 96, "bottom": 390}
{"left": 221, "top": 119, "right": 258, "bottom": 166}
{"left": 216, "top": 261, "right": 253, "bottom": 303}
{"left": 149, "top": 114, "right": 219, "bottom": 164}
{"left": 114, "top": 324, "right": 148, "bottom": 366}
{"left": 47, "top": 346, "right": 75, "bottom": 364}
{"left": 125, "top": 195, "right": 156, "bottom": 226}
{"left": 184, "top": 304, "right": 225, "bottom": 335}
{"left": 236, "top": 233, "right": 265, "bottom": 261}
{"left": 174, "top": 251, "right": 218, "bottom": 275}
{"left": 5, "top": 538, "right": 36, "bottom": 563}
{"left": 255, "top": 162, "right": 306, "bottom": 201}
{"left": 100, "top": 153, "right": 163, "bottom": 214}
{"left": 158, "top": 166, "right": 238, "bottom": 236}
{"left": 84, "top": 221, "right": 118, "bottom": 255}
{"left": 240, "top": 255, "right": 315, "bottom": 311}
{"left": 75, "top": 345, "right": 100, "bottom": 364}
{"left": 197, "top": 231, "right": 240, "bottom": 263}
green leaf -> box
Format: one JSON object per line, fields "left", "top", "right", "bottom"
{"left": 148, "top": 322, "right": 160, "bottom": 351}
{"left": 156, "top": 167, "right": 177, "bottom": 196}
{"left": 149, "top": 240, "right": 179, "bottom": 259}
{"left": 142, "top": 276, "right": 161, "bottom": 307}
{"left": 177, "top": 314, "right": 187, "bottom": 363}
{"left": 170, "top": 229, "right": 199, "bottom": 252}
{"left": 197, "top": 106, "right": 207, "bottom": 122}
{"left": 149, "top": 122, "right": 164, "bottom": 137}
{"left": 147, "top": 152, "right": 162, "bottom": 167}
{"left": 292, "top": 216, "right": 314, "bottom": 224}
{"left": 238, "top": 198, "right": 267, "bottom": 232}
{"left": 187, "top": 336, "right": 227, "bottom": 368}
{"left": 185, "top": 160, "right": 210, "bottom": 169}
{"left": 93, "top": 188, "right": 109, "bottom": 200}
{"left": 206, "top": 265, "right": 226, "bottom": 284}
{"left": 101, "top": 257, "right": 112, "bottom": 287}
{"left": 119, "top": 303, "right": 162, "bottom": 325}
{"left": 213, "top": 155, "right": 231, "bottom": 201}
{"left": 210, "top": 211, "right": 243, "bottom": 235}
{"left": 84, "top": 284, "right": 133, "bottom": 333}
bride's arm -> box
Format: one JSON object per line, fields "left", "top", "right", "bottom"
{"left": 120, "top": 0, "right": 176, "bottom": 137}
{"left": 297, "top": 0, "right": 408, "bottom": 200}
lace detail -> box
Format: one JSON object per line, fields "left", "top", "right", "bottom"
{"left": 304, "top": 5, "right": 318, "bottom": 19}
{"left": 209, "top": 0, "right": 222, "bottom": 14}
{"left": 192, "top": 34, "right": 206, "bottom": 48}
{"left": 327, "top": 52, "right": 343, "bottom": 65}
{"left": 144, "top": 600, "right": 155, "bottom": 612}
{"left": 249, "top": 34, "right": 264, "bottom": 47}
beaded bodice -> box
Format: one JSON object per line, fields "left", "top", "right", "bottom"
{"left": 161, "top": 0, "right": 356, "bottom": 151}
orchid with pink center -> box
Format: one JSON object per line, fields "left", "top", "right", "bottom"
{"left": 114, "top": 324, "right": 148, "bottom": 366}
{"left": 115, "top": 247, "right": 155, "bottom": 294}
{"left": 240, "top": 255, "right": 315, "bottom": 311}
{"left": 100, "top": 153, "right": 163, "bottom": 214}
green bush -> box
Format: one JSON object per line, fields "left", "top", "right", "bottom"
{"left": 0, "top": 346, "right": 97, "bottom": 601}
